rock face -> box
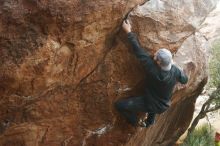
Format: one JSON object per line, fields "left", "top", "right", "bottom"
{"left": 200, "top": 1, "right": 220, "bottom": 43}
{"left": 0, "top": 0, "right": 217, "bottom": 146}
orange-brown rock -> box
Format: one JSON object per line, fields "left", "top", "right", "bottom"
{"left": 0, "top": 0, "right": 217, "bottom": 146}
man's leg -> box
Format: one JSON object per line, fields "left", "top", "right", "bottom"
{"left": 115, "top": 96, "right": 147, "bottom": 126}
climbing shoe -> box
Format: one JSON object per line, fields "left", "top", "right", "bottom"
{"left": 138, "top": 119, "right": 155, "bottom": 128}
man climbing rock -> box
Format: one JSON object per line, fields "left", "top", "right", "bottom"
{"left": 115, "top": 20, "right": 188, "bottom": 128}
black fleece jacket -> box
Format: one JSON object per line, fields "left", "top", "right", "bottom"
{"left": 127, "top": 32, "right": 188, "bottom": 113}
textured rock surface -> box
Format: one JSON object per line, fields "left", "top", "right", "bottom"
{"left": 200, "top": 1, "right": 220, "bottom": 43}
{"left": 0, "top": 0, "right": 217, "bottom": 146}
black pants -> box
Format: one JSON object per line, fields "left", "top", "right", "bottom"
{"left": 115, "top": 96, "right": 156, "bottom": 126}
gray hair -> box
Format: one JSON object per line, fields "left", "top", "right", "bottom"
{"left": 155, "top": 48, "right": 173, "bottom": 71}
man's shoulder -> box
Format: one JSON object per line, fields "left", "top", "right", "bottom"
{"left": 171, "top": 64, "right": 180, "bottom": 72}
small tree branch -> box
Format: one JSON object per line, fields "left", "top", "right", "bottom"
{"left": 206, "top": 105, "right": 220, "bottom": 113}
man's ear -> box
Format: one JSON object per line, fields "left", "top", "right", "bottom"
{"left": 153, "top": 55, "right": 157, "bottom": 61}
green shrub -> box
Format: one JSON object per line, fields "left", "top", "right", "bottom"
{"left": 181, "top": 124, "right": 215, "bottom": 146}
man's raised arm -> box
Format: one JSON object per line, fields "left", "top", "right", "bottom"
{"left": 122, "top": 20, "right": 155, "bottom": 70}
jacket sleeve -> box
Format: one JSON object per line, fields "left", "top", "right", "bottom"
{"left": 175, "top": 66, "right": 188, "bottom": 84}
{"left": 127, "top": 32, "right": 156, "bottom": 71}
